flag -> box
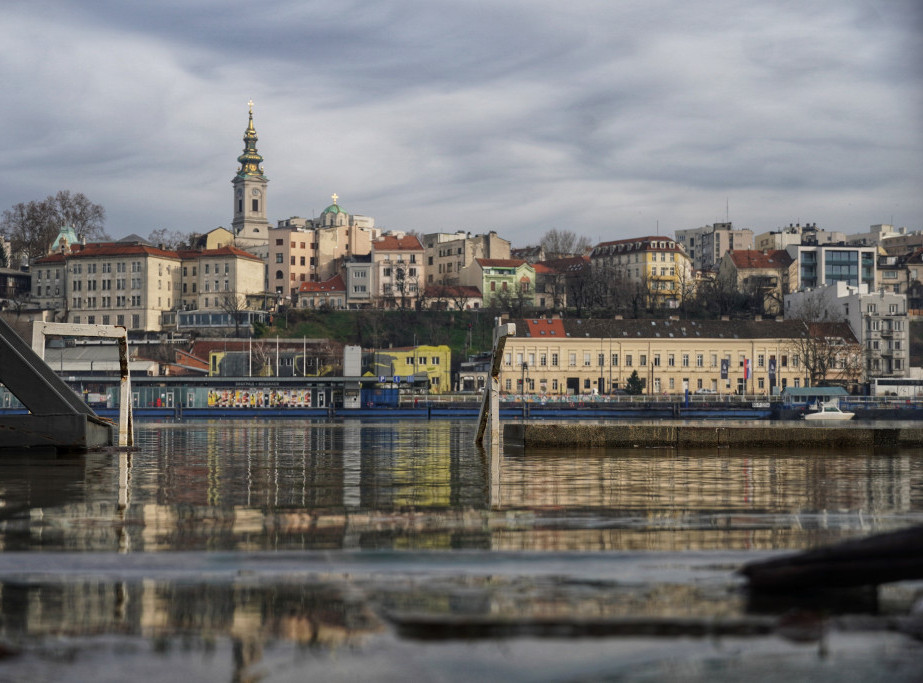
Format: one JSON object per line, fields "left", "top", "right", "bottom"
{"left": 744, "top": 358, "right": 750, "bottom": 379}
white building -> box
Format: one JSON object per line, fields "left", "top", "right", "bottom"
{"left": 785, "top": 281, "right": 908, "bottom": 379}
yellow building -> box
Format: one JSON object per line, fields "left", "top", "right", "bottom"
{"left": 372, "top": 345, "right": 451, "bottom": 394}
{"left": 589, "top": 236, "right": 692, "bottom": 309}
{"left": 500, "top": 317, "right": 859, "bottom": 396}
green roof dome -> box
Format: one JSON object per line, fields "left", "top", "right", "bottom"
{"left": 322, "top": 204, "right": 345, "bottom": 215}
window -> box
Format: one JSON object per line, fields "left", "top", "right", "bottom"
{"left": 640, "top": 355, "right": 647, "bottom": 366}
{"left": 625, "top": 355, "right": 632, "bottom": 367}
{"left": 757, "top": 354, "right": 765, "bottom": 368}
{"left": 569, "top": 353, "right": 576, "bottom": 367}
{"left": 276, "top": 253, "right": 283, "bottom": 263}
{"left": 505, "top": 379, "right": 512, "bottom": 391}
{"left": 653, "top": 354, "right": 660, "bottom": 367}
{"left": 611, "top": 354, "right": 618, "bottom": 366}
{"left": 668, "top": 354, "right": 675, "bottom": 367}
{"left": 551, "top": 353, "right": 559, "bottom": 366}
{"left": 682, "top": 354, "right": 689, "bottom": 367}
{"left": 540, "top": 354, "right": 547, "bottom": 367}
{"left": 696, "top": 354, "right": 703, "bottom": 367}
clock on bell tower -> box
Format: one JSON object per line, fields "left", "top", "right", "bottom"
{"left": 231, "top": 100, "right": 269, "bottom": 237}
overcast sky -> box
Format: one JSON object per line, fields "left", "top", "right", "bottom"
{"left": 3, "top": 0, "right": 921, "bottom": 247}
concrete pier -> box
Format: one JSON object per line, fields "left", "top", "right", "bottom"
{"left": 505, "top": 421, "right": 923, "bottom": 449}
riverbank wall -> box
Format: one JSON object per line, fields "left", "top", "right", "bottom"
{"left": 504, "top": 422, "right": 923, "bottom": 449}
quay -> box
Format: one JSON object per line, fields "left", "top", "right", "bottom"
{"left": 504, "top": 421, "right": 923, "bottom": 449}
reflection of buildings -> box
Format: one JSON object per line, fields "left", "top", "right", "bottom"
{"left": 2, "top": 425, "right": 920, "bottom": 556}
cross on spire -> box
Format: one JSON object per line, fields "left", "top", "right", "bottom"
{"left": 248, "top": 99, "right": 254, "bottom": 114}
{"left": 331, "top": 193, "right": 339, "bottom": 204}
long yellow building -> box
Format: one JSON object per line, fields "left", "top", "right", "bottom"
{"left": 500, "top": 317, "right": 859, "bottom": 396}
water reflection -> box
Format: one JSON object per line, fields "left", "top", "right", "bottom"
{"left": 0, "top": 420, "right": 921, "bottom": 553}
{"left": 1, "top": 420, "right": 922, "bottom": 680}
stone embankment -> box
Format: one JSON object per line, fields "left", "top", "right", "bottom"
{"left": 505, "top": 422, "right": 923, "bottom": 449}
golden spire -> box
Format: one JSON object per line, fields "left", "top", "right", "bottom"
{"left": 236, "top": 100, "right": 265, "bottom": 179}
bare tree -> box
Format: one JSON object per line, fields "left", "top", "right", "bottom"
{"left": 540, "top": 229, "right": 592, "bottom": 259}
{"left": 1, "top": 192, "right": 107, "bottom": 261}
{"left": 147, "top": 228, "right": 194, "bottom": 250}
{"left": 219, "top": 293, "right": 249, "bottom": 337}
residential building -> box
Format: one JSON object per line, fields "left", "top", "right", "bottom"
{"left": 716, "top": 249, "right": 795, "bottom": 315}
{"left": 268, "top": 197, "right": 378, "bottom": 300}
{"left": 33, "top": 241, "right": 181, "bottom": 331}
{"left": 178, "top": 246, "right": 266, "bottom": 313}
{"left": 846, "top": 224, "right": 908, "bottom": 247}
{"left": 784, "top": 281, "right": 909, "bottom": 379}
{"left": 344, "top": 255, "right": 373, "bottom": 308}
{"left": 786, "top": 243, "right": 876, "bottom": 291}
{"left": 0, "top": 267, "right": 31, "bottom": 301}
{"left": 462, "top": 258, "right": 535, "bottom": 309}
{"left": 754, "top": 223, "right": 846, "bottom": 251}
{"left": 588, "top": 236, "right": 692, "bottom": 309}
{"left": 674, "top": 222, "right": 753, "bottom": 272}
{"left": 499, "top": 317, "right": 860, "bottom": 396}
{"left": 297, "top": 275, "right": 347, "bottom": 309}
{"left": 371, "top": 233, "right": 424, "bottom": 309}
{"left": 532, "top": 262, "right": 567, "bottom": 310}
{"left": 32, "top": 240, "right": 267, "bottom": 333}
{"left": 422, "top": 231, "right": 510, "bottom": 286}
{"left": 877, "top": 252, "right": 908, "bottom": 294}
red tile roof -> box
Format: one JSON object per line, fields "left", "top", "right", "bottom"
{"left": 177, "top": 246, "right": 263, "bottom": 261}
{"left": 372, "top": 235, "right": 423, "bottom": 251}
{"left": 727, "top": 249, "right": 793, "bottom": 269}
{"left": 298, "top": 274, "right": 346, "bottom": 293}
{"left": 522, "top": 318, "right": 566, "bottom": 337}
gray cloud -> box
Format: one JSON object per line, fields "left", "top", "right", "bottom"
{"left": 2, "top": 0, "right": 920, "bottom": 246}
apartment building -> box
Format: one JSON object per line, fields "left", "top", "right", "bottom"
{"left": 178, "top": 246, "right": 265, "bottom": 312}
{"left": 370, "top": 233, "right": 425, "bottom": 309}
{"left": 588, "top": 236, "right": 692, "bottom": 309}
{"left": 754, "top": 223, "right": 846, "bottom": 251}
{"left": 33, "top": 242, "right": 181, "bottom": 331}
{"left": 269, "top": 199, "right": 377, "bottom": 300}
{"left": 461, "top": 258, "right": 535, "bottom": 308}
{"left": 784, "top": 281, "right": 909, "bottom": 379}
{"left": 421, "top": 231, "right": 510, "bottom": 285}
{"left": 786, "top": 243, "right": 876, "bottom": 291}
{"left": 674, "top": 222, "right": 753, "bottom": 272}
{"left": 716, "top": 249, "right": 795, "bottom": 315}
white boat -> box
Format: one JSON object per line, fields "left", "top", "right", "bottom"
{"left": 804, "top": 399, "right": 854, "bottom": 421}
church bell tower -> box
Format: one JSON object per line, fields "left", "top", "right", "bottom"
{"left": 231, "top": 100, "right": 269, "bottom": 236}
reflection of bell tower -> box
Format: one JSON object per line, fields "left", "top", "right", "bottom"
{"left": 231, "top": 100, "right": 269, "bottom": 236}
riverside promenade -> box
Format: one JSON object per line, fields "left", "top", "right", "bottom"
{"left": 505, "top": 420, "right": 923, "bottom": 449}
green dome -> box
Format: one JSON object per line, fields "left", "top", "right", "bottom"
{"left": 322, "top": 204, "right": 346, "bottom": 215}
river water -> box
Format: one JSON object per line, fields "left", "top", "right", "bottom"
{"left": 0, "top": 419, "right": 922, "bottom": 681}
